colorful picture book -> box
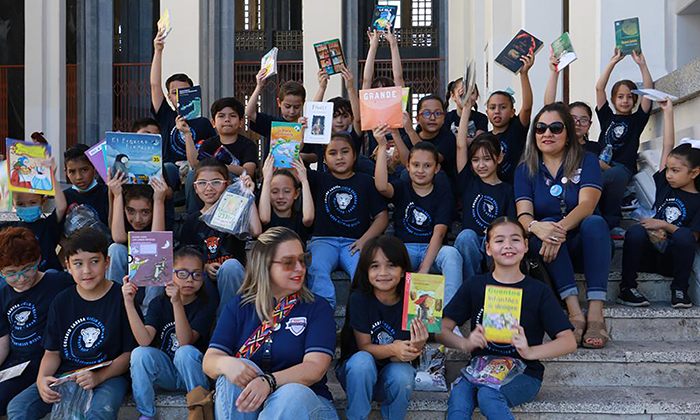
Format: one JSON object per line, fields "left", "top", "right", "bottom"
{"left": 210, "top": 191, "right": 251, "bottom": 232}
{"left": 304, "top": 102, "right": 334, "bottom": 144}
{"left": 270, "top": 122, "right": 302, "bottom": 168}
{"left": 495, "top": 29, "right": 543, "bottom": 74}
{"left": 0, "top": 360, "right": 30, "bottom": 383}
{"left": 483, "top": 285, "right": 523, "bottom": 344}
{"left": 6, "top": 138, "right": 55, "bottom": 195}
{"left": 402, "top": 272, "right": 445, "bottom": 333}
{"left": 461, "top": 58, "right": 477, "bottom": 107}
{"left": 157, "top": 9, "right": 172, "bottom": 39}
{"left": 359, "top": 86, "right": 404, "bottom": 131}
{"left": 0, "top": 160, "right": 11, "bottom": 211}
{"left": 402, "top": 87, "right": 410, "bottom": 111}
{"left": 128, "top": 231, "right": 173, "bottom": 287}
{"left": 632, "top": 88, "right": 678, "bottom": 102}
{"left": 50, "top": 361, "right": 113, "bottom": 387}
{"left": 261, "top": 47, "right": 279, "bottom": 80}
{"left": 372, "top": 5, "right": 398, "bottom": 31}
{"left": 177, "top": 86, "right": 203, "bottom": 120}
{"left": 314, "top": 39, "right": 346, "bottom": 76}
{"left": 615, "top": 17, "right": 641, "bottom": 55}
{"left": 105, "top": 132, "right": 163, "bottom": 184}
{"left": 550, "top": 32, "right": 577, "bottom": 72}
{"left": 85, "top": 139, "right": 108, "bottom": 181}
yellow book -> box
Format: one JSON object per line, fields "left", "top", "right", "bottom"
{"left": 402, "top": 272, "right": 445, "bottom": 333}
{"left": 6, "top": 139, "right": 55, "bottom": 196}
{"left": 483, "top": 285, "right": 522, "bottom": 344}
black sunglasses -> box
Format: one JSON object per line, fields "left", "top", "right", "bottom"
{"left": 535, "top": 121, "right": 565, "bottom": 135}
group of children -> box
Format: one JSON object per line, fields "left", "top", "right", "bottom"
{"left": 1, "top": 25, "right": 700, "bottom": 420}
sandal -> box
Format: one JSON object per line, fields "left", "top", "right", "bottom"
{"left": 568, "top": 315, "right": 585, "bottom": 347}
{"left": 582, "top": 320, "right": 610, "bottom": 349}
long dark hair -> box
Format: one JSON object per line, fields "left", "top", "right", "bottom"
{"left": 469, "top": 133, "right": 502, "bottom": 177}
{"left": 669, "top": 143, "right": 700, "bottom": 191}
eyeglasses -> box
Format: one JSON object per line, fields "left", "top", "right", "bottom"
{"left": 420, "top": 110, "right": 445, "bottom": 119}
{"left": 1, "top": 263, "right": 39, "bottom": 282}
{"left": 271, "top": 252, "right": 311, "bottom": 271}
{"left": 572, "top": 117, "right": 590, "bottom": 126}
{"left": 193, "top": 180, "right": 227, "bottom": 189}
{"left": 534, "top": 121, "right": 565, "bottom": 135}
{"left": 173, "top": 269, "right": 205, "bottom": 281}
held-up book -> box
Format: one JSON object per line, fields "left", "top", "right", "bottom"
{"left": 461, "top": 58, "right": 477, "bottom": 107}
{"left": 314, "top": 39, "right": 346, "bottom": 76}
{"left": 210, "top": 191, "right": 250, "bottom": 231}
{"left": 177, "top": 86, "right": 203, "bottom": 120}
{"left": 495, "top": 29, "right": 543, "bottom": 74}
{"left": 402, "top": 273, "right": 445, "bottom": 333}
{"left": 85, "top": 139, "right": 108, "bottom": 181}
{"left": 372, "top": 5, "right": 398, "bottom": 31}
{"left": 359, "top": 86, "right": 404, "bottom": 131}
{"left": 402, "top": 87, "right": 410, "bottom": 111}
{"left": 157, "top": 9, "right": 172, "bottom": 39}
{"left": 0, "top": 360, "right": 30, "bottom": 383}
{"left": 304, "top": 102, "right": 334, "bottom": 144}
{"left": 270, "top": 122, "right": 302, "bottom": 168}
{"left": 483, "top": 285, "right": 523, "bottom": 344}
{"left": 6, "top": 138, "right": 55, "bottom": 196}
{"left": 615, "top": 17, "right": 641, "bottom": 55}
{"left": 632, "top": 88, "right": 678, "bottom": 102}
{"left": 550, "top": 32, "right": 577, "bottom": 72}
{"left": 105, "top": 132, "right": 163, "bottom": 184}
{"left": 50, "top": 361, "right": 113, "bottom": 387}
{"left": 0, "top": 161, "right": 11, "bottom": 212}
{"left": 261, "top": 47, "right": 278, "bottom": 80}
{"left": 128, "top": 231, "right": 173, "bottom": 287}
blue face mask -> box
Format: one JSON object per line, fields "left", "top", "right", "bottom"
{"left": 16, "top": 206, "right": 42, "bottom": 223}
{"left": 71, "top": 179, "right": 98, "bottom": 193}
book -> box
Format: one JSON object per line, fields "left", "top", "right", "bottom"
{"left": 0, "top": 360, "right": 30, "bottom": 383}
{"left": 105, "top": 132, "right": 163, "bottom": 184}
{"left": 550, "top": 32, "right": 577, "bottom": 72}
{"left": 402, "top": 87, "right": 410, "bottom": 111}
{"left": 495, "top": 29, "right": 543, "bottom": 74}
{"left": 402, "top": 272, "right": 445, "bottom": 334}
{"left": 372, "top": 5, "right": 398, "bottom": 31}
{"left": 0, "top": 160, "right": 11, "bottom": 212}
{"left": 177, "top": 86, "right": 203, "bottom": 120}
{"left": 461, "top": 58, "right": 477, "bottom": 107}
{"left": 483, "top": 285, "right": 523, "bottom": 344}
{"left": 615, "top": 17, "right": 641, "bottom": 55}
{"left": 304, "top": 102, "right": 334, "bottom": 144}
{"left": 359, "top": 86, "right": 404, "bottom": 131}
{"left": 50, "top": 361, "right": 113, "bottom": 387}
{"left": 261, "top": 47, "right": 278, "bottom": 80}
{"left": 85, "top": 140, "right": 108, "bottom": 181}
{"left": 157, "top": 9, "right": 172, "bottom": 39}
{"left": 314, "top": 39, "right": 346, "bottom": 76}
{"left": 6, "top": 138, "right": 55, "bottom": 196}
{"left": 128, "top": 231, "right": 173, "bottom": 287}
{"left": 270, "top": 122, "right": 302, "bottom": 168}
{"left": 632, "top": 88, "right": 678, "bottom": 102}
{"left": 210, "top": 191, "right": 251, "bottom": 231}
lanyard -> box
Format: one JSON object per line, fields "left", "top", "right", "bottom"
{"left": 235, "top": 293, "right": 299, "bottom": 360}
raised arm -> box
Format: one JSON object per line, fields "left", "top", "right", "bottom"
{"left": 258, "top": 155, "right": 274, "bottom": 225}
{"left": 150, "top": 28, "right": 166, "bottom": 112}
{"left": 107, "top": 171, "right": 128, "bottom": 244}
{"left": 632, "top": 51, "right": 654, "bottom": 113}
{"left": 362, "top": 30, "right": 380, "bottom": 90}
{"left": 150, "top": 175, "right": 167, "bottom": 232}
{"left": 290, "top": 158, "right": 315, "bottom": 228}
{"left": 341, "top": 66, "right": 364, "bottom": 135}
{"left": 313, "top": 69, "right": 329, "bottom": 102}
{"left": 385, "top": 29, "right": 405, "bottom": 88}
{"left": 121, "top": 279, "right": 157, "bottom": 347}
{"left": 518, "top": 54, "right": 535, "bottom": 127}
{"left": 245, "top": 68, "right": 268, "bottom": 124}
{"left": 456, "top": 99, "right": 475, "bottom": 174}
{"left": 658, "top": 98, "right": 675, "bottom": 171}
{"left": 373, "top": 124, "right": 395, "bottom": 198}
{"left": 544, "top": 52, "right": 560, "bottom": 106}
{"left": 596, "top": 50, "right": 624, "bottom": 110}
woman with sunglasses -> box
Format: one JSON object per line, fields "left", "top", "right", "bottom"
{"left": 203, "top": 227, "right": 338, "bottom": 420}
{"left": 514, "top": 103, "right": 611, "bottom": 349}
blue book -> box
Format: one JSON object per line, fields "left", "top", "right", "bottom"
{"left": 105, "top": 132, "right": 163, "bottom": 184}
{"left": 177, "top": 86, "right": 203, "bottom": 120}
{"left": 373, "top": 5, "right": 398, "bottom": 31}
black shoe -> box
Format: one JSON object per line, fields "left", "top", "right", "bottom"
{"left": 617, "top": 287, "right": 650, "bottom": 307}
{"left": 671, "top": 290, "right": 693, "bottom": 309}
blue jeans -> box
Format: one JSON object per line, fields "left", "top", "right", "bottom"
{"left": 307, "top": 237, "right": 360, "bottom": 309}
{"left": 454, "top": 229, "right": 486, "bottom": 281}
{"left": 447, "top": 374, "right": 541, "bottom": 420}
{"left": 215, "top": 360, "right": 338, "bottom": 420}
{"left": 7, "top": 376, "right": 128, "bottom": 420}
{"left": 130, "top": 345, "right": 209, "bottom": 418}
{"left": 107, "top": 243, "right": 164, "bottom": 315}
{"left": 528, "top": 216, "right": 610, "bottom": 301}
{"left": 335, "top": 351, "right": 416, "bottom": 420}
{"left": 216, "top": 258, "right": 246, "bottom": 316}
{"left": 404, "top": 243, "right": 463, "bottom": 305}
{"left": 600, "top": 164, "right": 632, "bottom": 229}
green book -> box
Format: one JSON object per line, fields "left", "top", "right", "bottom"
{"left": 550, "top": 32, "right": 577, "bottom": 72}
{"left": 615, "top": 17, "right": 641, "bottom": 55}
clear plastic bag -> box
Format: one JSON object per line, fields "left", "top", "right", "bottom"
{"left": 50, "top": 381, "right": 93, "bottom": 419}
{"left": 631, "top": 206, "right": 656, "bottom": 221}
{"left": 414, "top": 343, "right": 447, "bottom": 391}
{"left": 64, "top": 204, "right": 111, "bottom": 239}
{"left": 199, "top": 176, "right": 255, "bottom": 240}
{"left": 461, "top": 355, "right": 526, "bottom": 390}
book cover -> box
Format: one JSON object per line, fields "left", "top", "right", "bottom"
{"left": 270, "top": 122, "right": 302, "bottom": 168}
{"left": 0, "top": 360, "right": 30, "bottom": 383}
{"left": 483, "top": 285, "right": 523, "bottom": 344}
{"left": 314, "top": 39, "right": 346, "bottom": 76}
{"left": 0, "top": 160, "right": 11, "bottom": 212}
{"left": 51, "top": 361, "right": 113, "bottom": 387}
{"left": 304, "top": 102, "right": 334, "bottom": 144}
{"left": 105, "top": 132, "right": 163, "bottom": 184}
{"left": 615, "top": 17, "right": 641, "bottom": 55}
{"left": 210, "top": 191, "right": 250, "bottom": 231}
{"left": 177, "top": 86, "right": 203, "bottom": 120}
{"left": 85, "top": 140, "right": 108, "bottom": 181}
{"left": 128, "top": 231, "right": 173, "bottom": 287}
{"left": 402, "top": 87, "right": 410, "bottom": 111}
{"left": 359, "top": 86, "right": 404, "bottom": 131}
{"left": 495, "top": 29, "right": 543, "bottom": 74}
{"left": 550, "top": 32, "right": 577, "bottom": 72}
{"left": 372, "top": 5, "right": 398, "bottom": 31}
{"left": 402, "top": 272, "right": 445, "bottom": 333}
{"left": 6, "top": 138, "right": 55, "bottom": 196}
{"left": 261, "top": 47, "right": 278, "bottom": 80}
{"left": 157, "top": 9, "right": 172, "bottom": 39}
{"left": 632, "top": 88, "right": 678, "bottom": 102}
{"left": 461, "top": 58, "right": 477, "bottom": 107}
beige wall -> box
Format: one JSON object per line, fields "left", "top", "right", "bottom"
{"left": 302, "top": 0, "right": 343, "bottom": 100}
{"left": 159, "top": 1, "right": 200, "bottom": 110}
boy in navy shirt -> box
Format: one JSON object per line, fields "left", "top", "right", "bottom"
{"left": 62, "top": 144, "right": 110, "bottom": 232}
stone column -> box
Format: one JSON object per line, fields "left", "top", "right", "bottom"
{"left": 200, "top": 0, "right": 235, "bottom": 115}
{"left": 304, "top": 0, "right": 343, "bottom": 99}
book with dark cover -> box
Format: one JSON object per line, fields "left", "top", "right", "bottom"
{"left": 372, "top": 5, "right": 398, "bottom": 31}
{"left": 615, "top": 17, "right": 641, "bottom": 55}
{"left": 314, "top": 38, "right": 346, "bottom": 76}
{"left": 177, "top": 86, "right": 202, "bottom": 120}
{"left": 495, "top": 29, "right": 543, "bottom": 74}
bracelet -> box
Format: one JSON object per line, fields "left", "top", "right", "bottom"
{"left": 517, "top": 212, "right": 534, "bottom": 219}
{"left": 261, "top": 373, "right": 277, "bottom": 393}
{"left": 527, "top": 220, "right": 538, "bottom": 234}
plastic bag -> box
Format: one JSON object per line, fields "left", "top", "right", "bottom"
{"left": 630, "top": 206, "right": 656, "bottom": 221}
{"left": 50, "top": 381, "right": 93, "bottom": 419}
{"left": 199, "top": 175, "right": 255, "bottom": 240}
{"left": 461, "top": 355, "right": 526, "bottom": 390}
{"left": 414, "top": 343, "right": 447, "bottom": 391}
{"left": 64, "top": 204, "right": 111, "bottom": 239}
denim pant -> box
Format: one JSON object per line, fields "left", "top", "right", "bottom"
{"left": 335, "top": 351, "right": 416, "bottom": 420}
{"left": 307, "top": 237, "right": 360, "bottom": 309}
{"left": 404, "top": 243, "right": 463, "bottom": 305}
{"left": 528, "top": 215, "right": 610, "bottom": 301}
{"left": 216, "top": 258, "right": 246, "bottom": 315}
{"left": 622, "top": 224, "right": 696, "bottom": 292}
{"left": 7, "top": 376, "right": 128, "bottom": 420}
{"left": 454, "top": 229, "right": 486, "bottom": 281}
{"left": 107, "top": 243, "right": 164, "bottom": 315}
{"left": 600, "top": 164, "right": 632, "bottom": 229}
{"left": 130, "top": 345, "right": 209, "bottom": 418}
{"left": 447, "top": 374, "right": 541, "bottom": 420}
{"left": 215, "top": 360, "right": 338, "bottom": 420}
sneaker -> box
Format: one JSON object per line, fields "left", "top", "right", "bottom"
{"left": 671, "top": 290, "right": 693, "bottom": 309}
{"left": 610, "top": 227, "right": 626, "bottom": 240}
{"left": 617, "top": 287, "right": 650, "bottom": 307}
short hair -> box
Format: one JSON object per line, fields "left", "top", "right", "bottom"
{"left": 0, "top": 227, "right": 41, "bottom": 268}
{"left": 63, "top": 144, "right": 91, "bottom": 167}
{"left": 417, "top": 94, "right": 446, "bottom": 112}
{"left": 173, "top": 247, "right": 206, "bottom": 267}
{"left": 123, "top": 184, "right": 154, "bottom": 206}
{"left": 488, "top": 91, "right": 516, "bottom": 107}
{"left": 278, "top": 81, "right": 306, "bottom": 102}
{"left": 371, "top": 76, "right": 395, "bottom": 88}
{"left": 329, "top": 97, "right": 353, "bottom": 117}
{"left": 64, "top": 227, "right": 109, "bottom": 259}
{"left": 210, "top": 97, "right": 245, "bottom": 120}
{"left": 194, "top": 157, "right": 229, "bottom": 180}
{"left": 611, "top": 80, "right": 639, "bottom": 104}
{"left": 165, "top": 73, "right": 194, "bottom": 92}
{"left": 409, "top": 141, "right": 439, "bottom": 164}
{"left": 131, "top": 117, "right": 160, "bottom": 132}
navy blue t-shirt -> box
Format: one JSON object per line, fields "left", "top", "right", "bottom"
{"left": 209, "top": 294, "right": 336, "bottom": 400}
{"left": 390, "top": 178, "right": 453, "bottom": 243}
{"left": 144, "top": 294, "right": 216, "bottom": 359}
{"left": 652, "top": 170, "right": 700, "bottom": 231}
{"left": 63, "top": 184, "right": 110, "bottom": 228}
{"left": 263, "top": 210, "right": 311, "bottom": 243}
{"left": 596, "top": 101, "right": 650, "bottom": 174}
{"left": 0, "top": 271, "right": 74, "bottom": 363}
{"left": 152, "top": 103, "right": 217, "bottom": 163}
{"left": 491, "top": 116, "right": 529, "bottom": 184}
{"left": 457, "top": 167, "right": 515, "bottom": 235}
{"left": 196, "top": 135, "right": 259, "bottom": 169}
{"left": 443, "top": 109, "right": 489, "bottom": 138}
{"left": 401, "top": 130, "right": 458, "bottom": 181}
{"left": 444, "top": 273, "right": 572, "bottom": 380}
{"left": 177, "top": 212, "right": 247, "bottom": 266}
{"left": 583, "top": 139, "right": 602, "bottom": 156}
{"left": 0, "top": 211, "right": 62, "bottom": 272}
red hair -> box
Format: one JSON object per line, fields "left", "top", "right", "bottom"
{"left": 0, "top": 227, "right": 41, "bottom": 268}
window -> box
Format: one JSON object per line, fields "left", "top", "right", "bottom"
{"left": 411, "top": 93, "right": 428, "bottom": 122}
{"left": 243, "top": 0, "right": 262, "bottom": 30}
{"left": 412, "top": 0, "right": 432, "bottom": 27}
{"left": 378, "top": 0, "right": 402, "bottom": 29}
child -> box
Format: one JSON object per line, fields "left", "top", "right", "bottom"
{"left": 123, "top": 247, "right": 215, "bottom": 420}
{"left": 0, "top": 227, "right": 74, "bottom": 415}
{"left": 436, "top": 217, "right": 576, "bottom": 419}
{"left": 63, "top": 144, "right": 110, "bottom": 229}
{"left": 619, "top": 99, "right": 699, "bottom": 308}
{"left": 259, "top": 155, "right": 314, "bottom": 242}
{"left": 6, "top": 227, "right": 137, "bottom": 420}
{"left": 132, "top": 117, "right": 161, "bottom": 135}
{"left": 445, "top": 79, "right": 488, "bottom": 139}
{"left": 595, "top": 50, "right": 653, "bottom": 229}
{"left": 486, "top": 54, "right": 534, "bottom": 184}
{"left": 306, "top": 133, "right": 389, "bottom": 309}
{"left": 374, "top": 127, "right": 463, "bottom": 303}
{"left": 336, "top": 235, "right": 428, "bottom": 420}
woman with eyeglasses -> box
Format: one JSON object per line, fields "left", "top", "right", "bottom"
{"left": 203, "top": 227, "right": 339, "bottom": 420}
{"left": 514, "top": 103, "right": 611, "bottom": 349}
{"left": 0, "top": 227, "right": 74, "bottom": 415}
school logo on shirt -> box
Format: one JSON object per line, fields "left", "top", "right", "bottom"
{"left": 500, "top": 140, "right": 511, "bottom": 173}
{"left": 403, "top": 202, "right": 432, "bottom": 237}
{"left": 370, "top": 321, "right": 396, "bottom": 345}
{"left": 160, "top": 322, "right": 180, "bottom": 357}
{"left": 325, "top": 186, "right": 360, "bottom": 228}
{"left": 472, "top": 194, "right": 500, "bottom": 230}
{"left": 63, "top": 317, "right": 107, "bottom": 366}
{"left": 657, "top": 198, "right": 687, "bottom": 226}
{"left": 8, "top": 302, "right": 41, "bottom": 347}
{"left": 285, "top": 317, "right": 307, "bottom": 336}
{"left": 170, "top": 126, "right": 199, "bottom": 158}
{"left": 605, "top": 121, "right": 628, "bottom": 149}
{"left": 204, "top": 236, "right": 220, "bottom": 255}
